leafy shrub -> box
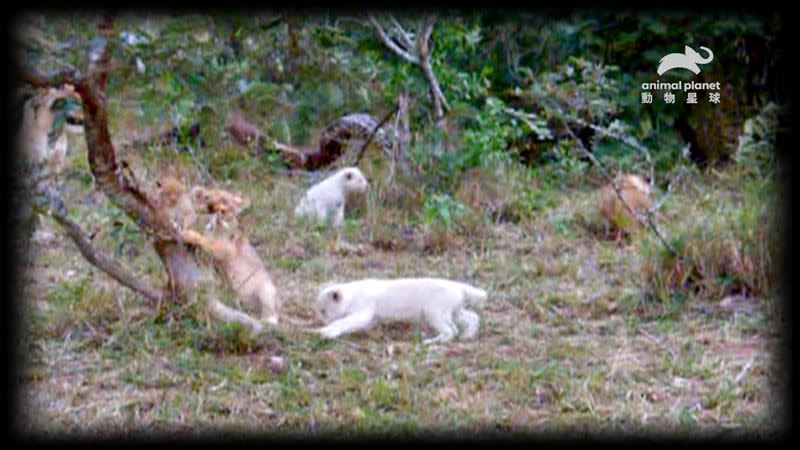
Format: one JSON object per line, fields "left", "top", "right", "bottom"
{"left": 422, "top": 192, "right": 467, "bottom": 229}
{"left": 733, "top": 102, "right": 780, "bottom": 178}
{"left": 641, "top": 176, "right": 777, "bottom": 303}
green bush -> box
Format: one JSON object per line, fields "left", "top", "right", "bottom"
{"left": 641, "top": 175, "right": 778, "bottom": 303}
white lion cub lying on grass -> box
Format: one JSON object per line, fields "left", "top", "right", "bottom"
{"left": 294, "top": 167, "right": 368, "bottom": 227}
{"left": 314, "top": 278, "right": 487, "bottom": 345}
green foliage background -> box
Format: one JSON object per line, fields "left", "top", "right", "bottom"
{"left": 18, "top": 12, "right": 779, "bottom": 177}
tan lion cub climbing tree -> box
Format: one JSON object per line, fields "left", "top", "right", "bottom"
{"left": 179, "top": 186, "right": 281, "bottom": 335}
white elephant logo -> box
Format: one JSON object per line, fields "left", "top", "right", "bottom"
{"left": 657, "top": 46, "right": 714, "bottom": 75}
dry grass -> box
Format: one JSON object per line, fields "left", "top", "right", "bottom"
{"left": 16, "top": 133, "right": 786, "bottom": 437}
{"left": 640, "top": 170, "right": 779, "bottom": 307}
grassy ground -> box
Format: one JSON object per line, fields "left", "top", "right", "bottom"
{"left": 16, "top": 133, "right": 785, "bottom": 437}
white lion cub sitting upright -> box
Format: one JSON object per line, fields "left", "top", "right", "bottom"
{"left": 294, "top": 167, "right": 368, "bottom": 227}
{"left": 314, "top": 278, "right": 488, "bottom": 345}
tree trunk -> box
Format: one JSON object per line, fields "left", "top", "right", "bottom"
{"left": 153, "top": 240, "right": 205, "bottom": 301}
{"left": 416, "top": 14, "right": 449, "bottom": 128}
{"left": 419, "top": 57, "right": 446, "bottom": 126}
{"left": 394, "top": 93, "right": 413, "bottom": 176}
{"left": 70, "top": 21, "right": 204, "bottom": 303}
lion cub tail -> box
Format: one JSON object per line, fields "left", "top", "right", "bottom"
{"left": 459, "top": 283, "right": 488, "bottom": 307}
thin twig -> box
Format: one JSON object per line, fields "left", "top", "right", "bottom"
{"left": 585, "top": 121, "right": 655, "bottom": 188}
{"left": 353, "top": 104, "right": 400, "bottom": 167}
{"left": 16, "top": 66, "right": 82, "bottom": 90}
{"left": 338, "top": 16, "right": 370, "bottom": 28}
{"left": 649, "top": 167, "right": 685, "bottom": 213}
{"left": 183, "top": 143, "right": 216, "bottom": 185}
{"left": 551, "top": 108, "right": 677, "bottom": 256}
{"left": 543, "top": 97, "right": 655, "bottom": 190}
{"left": 637, "top": 328, "right": 678, "bottom": 360}
{"left": 388, "top": 16, "right": 415, "bottom": 51}
{"left": 734, "top": 357, "right": 756, "bottom": 384}
{"left": 502, "top": 107, "right": 551, "bottom": 138}
{"left": 368, "top": 15, "right": 418, "bottom": 64}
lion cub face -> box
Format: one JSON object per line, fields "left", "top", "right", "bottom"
{"left": 339, "top": 167, "right": 369, "bottom": 194}
{"left": 315, "top": 284, "right": 349, "bottom": 322}
{"left": 154, "top": 175, "right": 196, "bottom": 229}
{"left": 155, "top": 176, "right": 187, "bottom": 204}
{"left": 191, "top": 186, "right": 250, "bottom": 219}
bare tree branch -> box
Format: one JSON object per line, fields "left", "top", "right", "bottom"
{"left": 14, "top": 13, "right": 173, "bottom": 305}
{"left": 584, "top": 121, "right": 655, "bottom": 189}
{"left": 368, "top": 13, "right": 449, "bottom": 126}
{"left": 419, "top": 14, "right": 437, "bottom": 50}
{"left": 418, "top": 56, "right": 448, "bottom": 120}
{"left": 389, "top": 16, "right": 415, "bottom": 51}
{"left": 560, "top": 123, "right": 677, "bottom": 256}
{"left": 65, "top": 22, "right": 176, "bottom": 241}
{"left": 392, "top": 92, "right": 414, "bottom": 177}
{"left": 368, "top": 15, "right": 419, "bottom": 65}
{"left": 18, "top": 13, "right": 205, "bottom": 303}
{"left": 649, "top": 167, "right": 685, "bottom": 213}
{"left": 502, "top": 107, "right": 549, "bottom": 135}
{"left": 354, "top": 104, "right": 399, "bottom": 167}
{"left": 539, "top": 98, "right": 676, "bottom": 254}
{"left": 416, "top": 14, "right": 449, "bottom": 119}
{"left": 15, "top": 65, "right": 81, "bottom": 90}
{"left": 338, "top": 16, "right": 370, "bottom": 28}
{"left": 637, "top": 327, "right": 678, "bottom": 360}
{"left": 32, "top": 187, "right": 163, "bottom": 303}
{"left": 227, "top": 113, "right": 399, "bottom": 172}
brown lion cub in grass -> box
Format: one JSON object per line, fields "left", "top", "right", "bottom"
{"left": 154, "top": 175, "right": 197, "bottom": 230}
{"left": 597, "top": 173, "right": 652, "bottom": 239}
